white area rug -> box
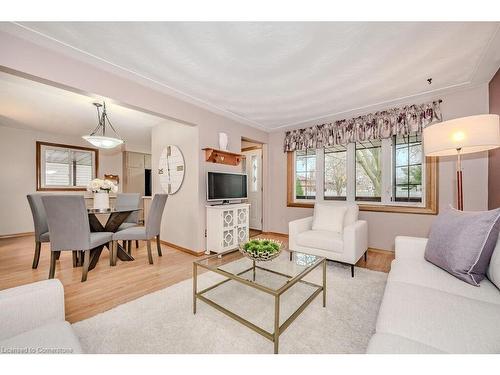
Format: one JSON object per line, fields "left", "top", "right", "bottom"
{"left": 73, "top": 261, "right": 387, "bottom": 354}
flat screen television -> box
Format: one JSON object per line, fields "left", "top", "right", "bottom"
{"left": 207, "top": 172, "right": 247, "bottom": 202}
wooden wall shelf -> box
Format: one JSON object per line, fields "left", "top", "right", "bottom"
{"left": 203, "top": 148, "right": 244, "bottom": 166}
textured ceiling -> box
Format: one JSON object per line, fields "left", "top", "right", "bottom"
{"left": 0, "top": 71, "right": 164, "bottom": 149}
{"left": 5, "top": 22, "right": 500, "bottom": 129}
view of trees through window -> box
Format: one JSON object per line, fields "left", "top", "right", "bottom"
{"left": 293, "top": 136, "right": 424, "bottom": 205}
{"left": 295, "top": 149, "right": 316, "bottom": 199}
{"left": 394, "top": 135, "right": 423, "bottom": 202}
{"left": 355, "top": 140, "right": 382, "bottom": 201}
{"left": 324, "top": 146, "right": 347, "bottom": 200}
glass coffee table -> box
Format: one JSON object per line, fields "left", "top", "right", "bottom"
{"left": 193, "top": 249, "right": 326, "bottom": 354}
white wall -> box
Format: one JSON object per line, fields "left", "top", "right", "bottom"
{"left": 197, "top": 124, "right": 268, "bottom": 251}
{"left": 268, "top": 84, "right": 490, "bottom": 250}
{"left": 151, "top": 119, "right": 268, "bottom": 252}
{"left": 151, "top": 120, "right": 200, "bottom": 251}
{"left": 0, "top": 31, "right": 269, "bottom": 251}
{"left": 0, "top": 124, "right": 124, "bottom": 235}
{"left": 151, "top": 120, "right": 268, "bottom": 253}
{"left": 1, "top": 31, "right": 490, "bottom": 252}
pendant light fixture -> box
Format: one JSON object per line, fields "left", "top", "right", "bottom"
{"left": 82, "top": 102, "right": 124, "bottom": 149}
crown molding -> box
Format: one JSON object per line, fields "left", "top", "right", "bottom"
{"left": 5, "top": 22, "right": 499, "bottom": 134}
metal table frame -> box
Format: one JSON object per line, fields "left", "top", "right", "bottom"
{"left": 193, "top": 249, "right": 326, "bottom": 354}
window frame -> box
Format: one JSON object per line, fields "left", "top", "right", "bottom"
{"left": 392, "top": 134, "right": 424, "bottom": 204}
{"left": 36, "top": 141, "right": 99, "bottom": 191}
{"left": 286, "top": 143, "right": 438, "bottom": 214}
{"left": 293, "top": 149, "right": 317, "bottom": 201}
{"left": 355, "top": 140, "right": 382, "bottom": 203}
{"left": 323, "top": 145, "right": 347, "bottom": 201}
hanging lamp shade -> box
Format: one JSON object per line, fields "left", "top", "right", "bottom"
{"left": 82, "top": 135, "right": 123, "bottom": 149}
{"left": 83, "top": 102, "right": 124, "bottom": 149}
{"left": 423, "top": 114, "right": 500, "bottom": 156}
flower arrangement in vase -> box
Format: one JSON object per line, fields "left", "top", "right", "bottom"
{"left": 87, "top": 178, "right": 118, "bottom": 210}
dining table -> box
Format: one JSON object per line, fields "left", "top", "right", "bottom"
{"left": 81, "top": 206, "right": 142, "bottom": 271}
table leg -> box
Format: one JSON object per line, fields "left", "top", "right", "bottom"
{"left": 88, "top": 245, "right": 104, "bottom": 271}
{"left": 88, "top": 214, "right": 105, "bottom": 232}
{"left": 274, "top": 294, "right": 280, "bottom": 354}
{"left": 81, "top": 250, "right": 90, "bottom": 282}
{"left": 116, "top": 242, "right": 135, "bottom": 261}
{"left": 193, "top": 262, "right": 197, "bottom": 314}
{"left": 88, "top": 241, "right": 134, "bottom": 270}
{"left": 323, "top": 259, "right": 327, "bottom": 308}
{"left": 110, "top": 241, "right": 116, "bottom": 266}
{"left": 104, "top": 212, "right": 133, "bottom": 232}
{"left": 85, "top": 210, "right": 137, "bottom": 271}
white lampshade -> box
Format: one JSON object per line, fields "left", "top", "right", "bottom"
{"left": 82, "top": 135, "right": 124, "bottom": 149}
{"left": 423, "top": 114, "right": 500, "bottom": 156}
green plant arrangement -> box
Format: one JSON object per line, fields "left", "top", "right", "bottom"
{"left": 239, "top": 238, "right": 283, "bottom": 261}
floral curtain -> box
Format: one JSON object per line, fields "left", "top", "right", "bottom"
{"left": 283, "top": 100, "right": 442, "bottom": 152}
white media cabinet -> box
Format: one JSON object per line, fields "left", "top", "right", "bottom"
{"left": 206, "top": 203, "right": 250, "bottom": 254}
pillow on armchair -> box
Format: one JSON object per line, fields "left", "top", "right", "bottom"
{"left": 312, "top": 203, "right": 347, "bottom": 234}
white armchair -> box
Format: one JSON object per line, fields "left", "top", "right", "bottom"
{"left": 289, "top": 201, "right": 368, "bottom": 277}
{"left": 0, "top": 279, "right": 82, "bottom": 353}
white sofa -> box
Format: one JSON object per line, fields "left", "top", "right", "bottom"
{"left": 288, "top": 201, "right": 368, "bottom": 277}
{"left": 367, "top": 236, "right": 500, "bottom": 354}
{"left": 0, "top": 279, "right": 82, "bottom": 354}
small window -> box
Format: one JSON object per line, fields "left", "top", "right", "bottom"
{"left": 37, "top": 142, "right": 98, "bottom": 191}
{"left": 295, "top": 149, "right": 316, "bottom": 200}
{"left": 355, "top": 140, "right": 382, "bottom": 202}
{"left": 393, "top": 134, "right": 423, "bottom": 203}
{"left": 250, "top": 155, "right": 258, "bottom": 192}
{"left": 324, "top": 145, "right": 347, "bottom": 200}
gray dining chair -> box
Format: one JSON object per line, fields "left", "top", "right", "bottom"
{"left": 116, "top": 193, "right": 141, "bottom": 251}
{"left": 26, "top": 194, "right": 51, "bottom": 269}
{"left": 112, "top": 194, "right": 167, "bottom": 265}
{"left": 42, "top": 195, "right": 113, "bottom": 282}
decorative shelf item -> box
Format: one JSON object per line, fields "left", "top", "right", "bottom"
{"left": 239, "top": 238, "right": 283, "bottom": 262}
{"left": 218, "top": 132, "right": 229, "bottom": 150}
{"left": 104, "top": 174, "right": 119, "bottom": 184}
{"left": 203, "top": 148, "right": 244, "bottom": 166}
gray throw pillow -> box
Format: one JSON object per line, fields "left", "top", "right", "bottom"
{"left": 486, "top": 235, "right": 500, "bottom": 290}
{"left": 424, "top": 207, "right": 500, "bottom": 286}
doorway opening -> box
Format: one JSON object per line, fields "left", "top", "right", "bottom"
{"left": 241, "top": 138, "right": 265, "bottom": 237}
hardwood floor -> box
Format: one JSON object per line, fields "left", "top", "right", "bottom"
{"left": 354, "top": 248, "right": 395, "bottom": 273}
{"left": 0, "top": 234, "right": 394, "bottom": 323}
{"left": 249, "top": 229, "right": 262, "bottom": 237}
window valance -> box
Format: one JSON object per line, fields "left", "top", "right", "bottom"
{"left": 283, "top": 100, "right": 442, "bottom": 152}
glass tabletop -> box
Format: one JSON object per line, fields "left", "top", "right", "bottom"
{"left": 195, "top": 249, "right": 324, "bottom": 292}
{"left": 87, "top": 207, "right": 142, "bottom": 214}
